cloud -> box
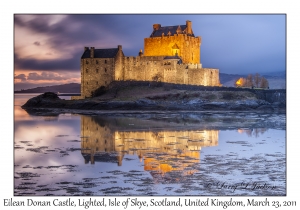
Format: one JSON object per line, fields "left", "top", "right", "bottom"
{"left": 14, "top": 14, "right": 286, "bottom": 78}
{"left": 14, "top": 52, "right": 81, "bottom": 71}
{"left": 27, "top": 72, "right": 66, "bottom": 81}
{"left": 14, "top": 74, "right": 27, "bottom": 81}
{"left": 14, "top": 71, "right": 80, "bottom": 82}
{"left": 33, "top": 41, "right": 41, "bottom": 46}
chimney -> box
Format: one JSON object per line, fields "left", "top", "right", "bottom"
{"left": 90, "top": 47, "right": 94, "bottom": 58}
{"left": 118, "top": 45, "right": 122, "bottom": 51}
{"left": 153, "top": 24, "right": 161, "bottom": 31}
{"left": 84, "top": 47, "right": 89, "bottom": 51}
{"left": 186, "top": 20, "right": 192, "bottom": 34}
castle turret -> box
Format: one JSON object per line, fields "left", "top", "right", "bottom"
{"left": 153, "top": 24, "right": 161, "bottom": 30}
{"left": 139, "top": 49, "right": 143, "bottom": 56}
{"left": 186, "top": 20, "right": 192, "bottom": 34}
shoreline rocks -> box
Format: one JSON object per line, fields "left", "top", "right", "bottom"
{"left": 22, "top": 91, "right": 286, "bottom": 115}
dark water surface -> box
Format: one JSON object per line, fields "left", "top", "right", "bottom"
{"left": 14, "top": 94, "right": 286, "bottom": 196}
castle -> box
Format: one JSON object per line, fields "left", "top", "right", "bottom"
{"left": 73, "top": 20, "right": 221, "bottom": 99}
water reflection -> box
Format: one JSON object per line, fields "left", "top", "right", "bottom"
{"left": 81, "top": 116, "right": 218, "bottom": 177}
{"left": 237, "top": 128, "right": 268, "bottom": 137}
{"left": 14, "top": 94, "right": 286, "bottom": 196}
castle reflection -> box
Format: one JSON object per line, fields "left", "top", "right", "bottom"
{"left": 80, "top": 116, "right": 219, "bottom": 177}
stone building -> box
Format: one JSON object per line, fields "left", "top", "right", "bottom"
{"left": 73, "top": 20, "right": 221, "bottom": 99}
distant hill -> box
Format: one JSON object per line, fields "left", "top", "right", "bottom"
{"left": 14, "top": 83, "right": 80, "bottom": 93}
{"left": 14, "top": 71, "right": 286, "bottom": 94}
{"left": 220, "top": 71, "right": 286, "bottom": 89}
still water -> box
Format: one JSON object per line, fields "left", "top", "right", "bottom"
{"left": 14, "top": 94, "right": 286, "bottom": 196}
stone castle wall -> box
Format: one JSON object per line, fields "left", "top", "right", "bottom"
{"left": 76, "top": 52, "right": 221, "bottom": 98}
{"left": 80, "top": 57, "right": 115, "bottom": 97}
{"left": 120, "top": 55, "right": 220, "bottom": 87}
{"left": 144, "top": 34, "right": 201, "bottom": 64}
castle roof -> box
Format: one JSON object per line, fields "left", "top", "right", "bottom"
{"left": 164, "top": 56, "right": 182, "bottom": 60}
{"left": 81, "top": 48, "right": 119, "bottom": 59}
{"left": 164, "top": 56, "right": 183, "bottom": 64}
{"left": 150, "top": 25, "right": 195, "bottom": 37}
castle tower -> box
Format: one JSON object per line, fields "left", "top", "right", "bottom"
{"left": 79, "top": 45, "right": 124, "bottom": 98}
{"left": 144, "top": 20, "right": 201, "bottom": 64}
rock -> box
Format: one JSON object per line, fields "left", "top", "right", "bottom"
{"left": 21, "top": 91, "right": 285, "bottom": 113}
{"left": 186, "top": 99, "right": 203, "bottom": 105}
{"left": 22, "top": 92, "right": 61, "bottom": 108}
{"left": 256, "top": 105, "right": 274, "bottom": 111}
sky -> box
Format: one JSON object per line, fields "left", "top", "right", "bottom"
{"left": 14, "top": 14, "right": 286, "bottom": 90}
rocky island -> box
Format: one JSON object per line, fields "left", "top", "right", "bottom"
{"left": 21, "top": 81, "right": 286, "bottom": 116}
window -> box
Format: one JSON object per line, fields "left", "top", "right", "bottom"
{"left": 86, "top": 82, "right": 88, "bottom": 85}
{"left": 96, "top": 69, "right": 99, "bottom": 73}
{"left": 105, "top": 60, "right": 107, "bottom": 64}
{"left": 105, "top": 68, "right": 107, "bottom": 73}
{"left": 86, "top": 60, "right": 89, "bottom": 64}
{"left": 96, "top": 81, "right": 98, "bottom": 85}
{"left": 96, "top": 60, "right": 98, "bottom": 64}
